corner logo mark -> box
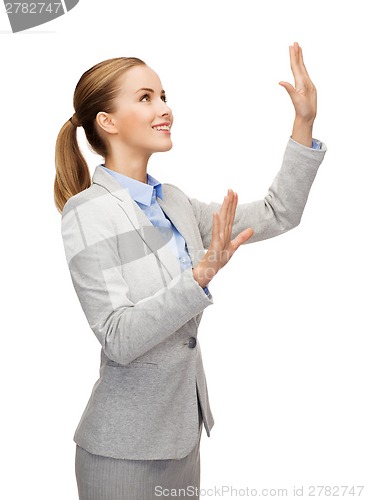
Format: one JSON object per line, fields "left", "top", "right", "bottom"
{"left": 4, "top": 1, "right": 79, "bottom": 33}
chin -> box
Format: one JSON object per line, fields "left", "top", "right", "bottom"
{"left": 155, "top": 142, "right": 173, "bottom": 153}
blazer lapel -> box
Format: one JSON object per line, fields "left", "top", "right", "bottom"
{"left": 91, "top": 166, "right": 199, "bottom": 279}
{"left": 157, "top": 193, "right": 200, "bottom": 268}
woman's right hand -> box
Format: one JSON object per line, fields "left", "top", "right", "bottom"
{"left": 192, "top": 189, "right": 254, "bottom": 288}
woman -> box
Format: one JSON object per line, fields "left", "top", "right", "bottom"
{"left": 54, "top": 42, "right": 327, "bottom": 499}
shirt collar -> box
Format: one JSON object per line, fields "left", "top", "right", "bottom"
{"left": 99, "top": 165, "right": 163, "bottom": 206}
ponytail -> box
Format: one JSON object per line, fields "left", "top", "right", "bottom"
{"left": 54, "top": 117, "right": 91, "bottom": 213}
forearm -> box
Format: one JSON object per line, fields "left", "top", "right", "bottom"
{"left": 187, "top": 136, "right": 327, "bottom": 249}
{"left": 100, "top": 268, "right": 213, "bottom": 365}
{"left": 291, "top": 116, "right": 314, "bottom": 148}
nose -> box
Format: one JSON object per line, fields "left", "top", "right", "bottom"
{"left": 159, "top": 100, "right": 172, "bottom": 118}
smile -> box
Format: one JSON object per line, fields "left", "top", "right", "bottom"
{"left": 152, "top": 124, "right": 171, "bottom": 132}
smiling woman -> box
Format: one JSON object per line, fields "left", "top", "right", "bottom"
{"left": 54, "top": 46, "right": 327, "bottom": 500}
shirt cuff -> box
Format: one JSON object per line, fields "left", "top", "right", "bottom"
{"left": 203, "top": 286, "right": 210, "bottom": 295}
{"left": 311, "top": 139, "right": 321, "bottom": 150}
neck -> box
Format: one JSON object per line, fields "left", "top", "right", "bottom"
{"left": 104, "top": 148, "right": 151, "bottom": 184}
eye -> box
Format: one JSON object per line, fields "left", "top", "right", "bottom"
{"left": 140, "top": 93, "right": 150, "bottom": 102}
{"left": 161, "top": 95, "right": 168, "bottom": 103}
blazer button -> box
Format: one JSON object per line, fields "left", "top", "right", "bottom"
{"left": 188, "top": 337, "right": 197, "bottom": 348}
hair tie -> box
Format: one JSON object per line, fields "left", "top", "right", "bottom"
{"left": 69, "top": 113, "right": 81, "bottom": 127}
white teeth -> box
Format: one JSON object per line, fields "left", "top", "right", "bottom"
{"left": 153, "top": 125, "right": 170, "bottom": 131}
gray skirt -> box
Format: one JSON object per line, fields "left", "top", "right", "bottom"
{"left": 75, "top": 403, "right": 203, "bottom": 500}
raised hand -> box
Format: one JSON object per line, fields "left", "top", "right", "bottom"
{"left": 279, "top": 41, "right": 317, "bottom": 124}
{"left": 192, "top": 189, "right": 254, "bottom": 288}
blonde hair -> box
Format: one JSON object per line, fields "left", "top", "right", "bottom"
{"left": 54, "top": 57, "right": 146, "bottom": 213}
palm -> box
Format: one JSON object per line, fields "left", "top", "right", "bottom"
{"left": 279, "top": 42, "right": 317, "bottom": 123}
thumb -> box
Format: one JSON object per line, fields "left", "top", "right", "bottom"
{"left": 231, "top": 228, "right": 254, "bottom": 251}
{"left": 278, "top": 81, "right": 296, "bottom": 98}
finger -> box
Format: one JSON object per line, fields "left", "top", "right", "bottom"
{"left": 227, "top": 191, "right": 238, "bottom": 234}
{"left": 298, "top": 44, "right": 307, "bottom": 72}
{"left": 289, "top": 44, "right": 299, "bottom": 85}
{"left": 231, "top": 190, "right": 238, "bottom": 221}
{"left": 290, "top": 42, "right": 305, "bottom": 87}
{"left": 226, "top": 190, "right": 236, "bottom": 244}
{"left": 278, "top": 80, "right": 297, "bottom": 100}
{"left": 231, "top": 227, "right": 254, "bottom": 250}
{"left": 226, "top": 190, "right": 235, "bottom": 233}
{"left": 220, "top": 189, "right": 233, "bottom": 239}
{"left": 297, "top": 43, "right": 307, "bottom": 71}
{"left": 219, "top": 192, "right": 230, "bottom": 236}
{"left": 297, "top": 44, "right": 313, "bottom": 84}
{"left": 211, "top": 212, "right": 220, "bottom": 243}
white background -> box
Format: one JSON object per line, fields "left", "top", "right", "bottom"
{"left": 1, "top": 0, "right": 364, "bottom": 498}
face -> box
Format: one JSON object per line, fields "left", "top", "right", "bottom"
{"left": 98, "top": 65, "right": 173, "bottom": 158}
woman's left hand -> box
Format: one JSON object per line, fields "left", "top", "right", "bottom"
{"left": 279, "top": 42, "right": 317, "bottom": 124}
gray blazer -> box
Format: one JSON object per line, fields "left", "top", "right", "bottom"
{"left": 61, "top": 137, "right": 327, "bottom": 460}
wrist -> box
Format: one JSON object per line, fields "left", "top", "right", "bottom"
{"left": 294, "top": 115, "right": 315, "bottom": 127}
{"left": 291, "top": 116, "right": 314, "bottom": 147}
{"left": 192, "top": 266, "right": 212, "bottom": 289}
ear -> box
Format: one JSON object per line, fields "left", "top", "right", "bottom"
{"left": 96, "top": 112, "right": 119, "bottom": 135}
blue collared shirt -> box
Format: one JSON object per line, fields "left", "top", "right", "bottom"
{"left": 100, "top": 165, "right": 211, "bottom": 295}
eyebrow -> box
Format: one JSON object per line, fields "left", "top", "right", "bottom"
{"left": 135, "top": 87, "right": 166, "bottom": 94}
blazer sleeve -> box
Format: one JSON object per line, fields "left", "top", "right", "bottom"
{"left": 61, "top": 196, "right": 213, "bottom": 366}
{"left": 187, "top": 137, "right": 327, "bottom": 249}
